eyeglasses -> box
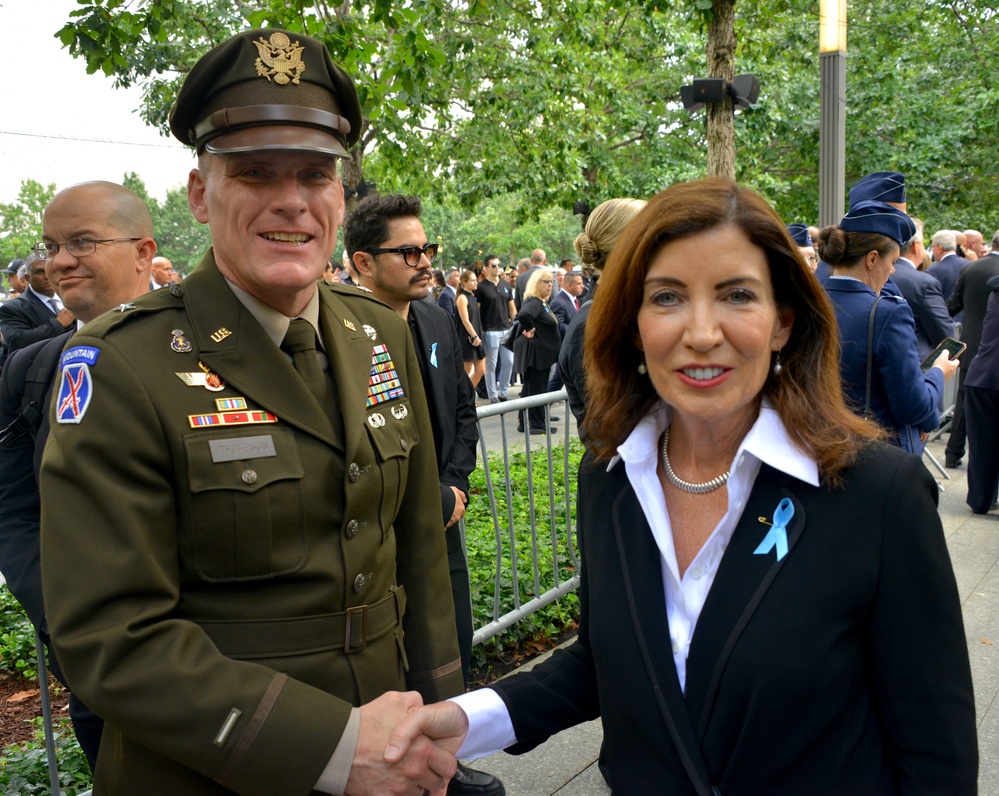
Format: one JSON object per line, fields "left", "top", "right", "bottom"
{"left": 34, "top": 237, "right": 142, "bottom": 260}
{"left": 363, "top": 243, "right": 439, "bottom": 267}
{"left": 540, "top": 279, "right": 554, "bottom": 284}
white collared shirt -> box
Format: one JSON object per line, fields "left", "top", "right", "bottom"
{"left": 452, "top": 402, "right": 818, "bottom": 760}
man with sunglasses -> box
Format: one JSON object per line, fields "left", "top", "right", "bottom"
{"left": 39, "top": 29, "right": 462, "bottom": 795}
{"left": 345, "top": 194, "right": 503, "bottom": 796}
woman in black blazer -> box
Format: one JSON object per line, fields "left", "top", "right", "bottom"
{"left": 391, "top": 180, "right": 977, "bottom": 795}
{"left": 513, "top": 268, "right": 560, "bottom": 434}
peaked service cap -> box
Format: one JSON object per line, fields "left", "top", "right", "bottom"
{"left": 848, "top": 171, "right": 906, "bottom": 207}
{"left": 840, "top": 201, "right": 916, "bottom": 247}
{"left": 169, "top": 28, "right": 361, "bottom": 157}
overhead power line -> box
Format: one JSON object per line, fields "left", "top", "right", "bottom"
{"left": 0, "top": 130, "right": 178, "bottom": 149}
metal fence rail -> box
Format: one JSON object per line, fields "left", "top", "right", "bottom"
{"left": 466, "top": 389, "right": 581, "bottom": 646}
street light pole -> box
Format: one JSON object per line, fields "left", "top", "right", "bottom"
{"left": 819, "top": 0, "right": 847, "bottom": 227}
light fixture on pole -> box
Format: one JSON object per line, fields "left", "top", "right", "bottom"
{"left": 819, "top": 0, "right": 847, "bottom": 227}
{"left": 680, "top": 74, "right": 760, "bottom": 112}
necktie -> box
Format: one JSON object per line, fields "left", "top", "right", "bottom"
{"left": 281, "top": 319, "right": 335, "bottom": 415}
{"left": 573, "top": 297, "right": 578, "bottom": 311}
{"left": 49, "top": 298, "right": 62, "bottom": 314}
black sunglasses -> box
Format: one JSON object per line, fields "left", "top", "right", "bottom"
{"left": 363, "top": 243, "right": 439, "bottom": 267}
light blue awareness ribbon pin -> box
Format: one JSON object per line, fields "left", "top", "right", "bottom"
{"left": 753, "top": 498, "right": 793, "bottom": 562}
{"left": 430, "top": 342, "right": 439, "bottom": 368}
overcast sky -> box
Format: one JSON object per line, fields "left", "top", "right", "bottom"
{"left": 0, "top": 0, "right": 196, "bottom": 205}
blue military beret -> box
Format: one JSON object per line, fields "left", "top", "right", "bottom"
{"left": 848, "top": 171, "right": 906, "bottom": 206}
{"left": 840, "top": 201, "right": 916, "bottom": 247}
{"left": 787, "top": 224, "right": 812, "bottom": 247}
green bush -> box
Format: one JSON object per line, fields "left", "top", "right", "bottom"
{"left": 0, "top": 717, "right": 91, "bottom": 795}
{"left": 464, "top": 439, "right": 584, "bottom": 674}
{"left": 0, "top": 588, "right": 39, "bottom": 682}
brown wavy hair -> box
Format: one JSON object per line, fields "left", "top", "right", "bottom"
{"left": 583, "top": 178, "right": 883, "bottom": 485}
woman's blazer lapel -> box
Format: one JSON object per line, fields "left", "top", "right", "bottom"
{"left": 610, "top": 475, "right": 717, "bottom": 796}
{"left": 682, "top": 463, "right": 808, "bottom": 740}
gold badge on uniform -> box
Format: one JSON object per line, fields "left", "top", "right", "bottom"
{"left": 343, "top": 318, "right": 357, "bottom": 332}
{"left": 210, "top": 327, "right": 232, "bottom": 343}
{"left": 253, "top": 32, "right": 305, "bottom": 86}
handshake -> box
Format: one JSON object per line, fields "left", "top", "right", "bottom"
{"left": 345, "top": 691, "right": 471, "bottom": 796}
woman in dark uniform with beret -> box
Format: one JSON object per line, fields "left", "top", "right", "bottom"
{"left": 819, "top": 201, "right": 959, "bottom": 453}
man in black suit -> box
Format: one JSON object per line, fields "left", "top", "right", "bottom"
{"left": 0, "top": 180, "right": 157, "bottom": 770}
{"left": 437, "top": 268, "right": 459, "bottom": 318}
{"left": 945, "top": 230, "right": 999, "bottom": 468}
{"left": 964, "top": 273, "right": 999, "bottom": 513}
{"left": 0, "top": 255, "right": 75, "bottom": 356}
{"left": 928, "top": 229, "right": 969, "bottom": 302}
{"left": 344, "top": 194, "right": 504, "bottom": 796}
{"left": 891, "top": 219, "right": 954, "bottom": 360}
{"left": 550, "top": 271, "right": 583, "bottom": 334}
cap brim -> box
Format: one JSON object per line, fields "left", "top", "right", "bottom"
{"left": 204, "top": 125, "right": 349, "bottom": 157}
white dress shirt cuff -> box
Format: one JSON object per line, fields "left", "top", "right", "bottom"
{"left": 451, "top": 688, "right": 518, "bottom": 760}
{"left": 314, "top": 707, "right": 360, "bottom": 794}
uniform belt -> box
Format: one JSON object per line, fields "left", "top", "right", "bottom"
{"left": 197, "top": 585, "right": 406, "bottom": 660}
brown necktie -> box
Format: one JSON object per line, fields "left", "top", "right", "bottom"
{"left": 281, "top": 318, "right": 335, "bottom": 413}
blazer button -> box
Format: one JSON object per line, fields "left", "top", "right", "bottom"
{"left": 345, "top": 519, "right": 359, "bottom": 539}
{"left": 348, "top": 462, "right": 361, "bottom": 483}
{"left": 353, "top": 572, "right": 371, "bottom": 593}
{"left": 241, "top": 468, "right": 258, "bottom": 484}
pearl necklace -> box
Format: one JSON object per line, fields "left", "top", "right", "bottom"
{"left": 660, "top": 426, "right": 731, "bottom": 494}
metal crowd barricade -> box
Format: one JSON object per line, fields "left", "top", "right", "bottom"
{"left": 465, "top": 389, "right": 581, "bottom": 646}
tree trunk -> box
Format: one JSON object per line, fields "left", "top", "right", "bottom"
{"left": 706, "top": 0, "right": 737, "bottom": 180}
{"left": 341, "top": 143, "right": 366, "bottom": 215}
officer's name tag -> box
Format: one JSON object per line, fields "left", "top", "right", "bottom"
{"left": 209, "top": 435, "right": 277, "bottom": 463}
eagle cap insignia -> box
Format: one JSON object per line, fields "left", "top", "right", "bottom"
{"left": 253, "top": 32, "right": 306, "bottom": 86}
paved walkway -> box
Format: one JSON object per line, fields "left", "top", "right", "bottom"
{"left": 467, "top": 435, "right": 999, "bottom": 794}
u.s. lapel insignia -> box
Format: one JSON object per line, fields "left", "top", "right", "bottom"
{"left": 210, "top": 327, "right": 232, "bottom": 343}
{"left": 253, "top": 32, "right": 305, "bottom": 85}
{"left": 171, "top": 329, "right": 193, "bottom": 353}
{"left": 367, "top": 412, "right": 386, "bottom": 429}
{"left": 391, "top": 404, "right": 408, "bottom": 421}
{"left": 343, "top": 318, "right": 357, "bottom": 332}
{"left": 363, "top": 324, "right": 377, "bottom": 341}
{"left": 366, "top": 344, "right": 406, "bottom": 407}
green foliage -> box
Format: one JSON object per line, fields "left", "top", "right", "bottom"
{"left": 122, "top": 172, "right": 212, "bottom": 274}
{"left": 0, "top": 181, "right": 56, "bottom": 266}
{"left": 0, "top": 587, "right": 40, "bottom": 682}
{"left": 463, "top": 439, "right": 585, "bottom": 673}
{"left": 0, "top": 717, "right": 92, "bottom": 795}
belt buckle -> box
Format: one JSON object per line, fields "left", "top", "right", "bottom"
{"left": 344, "top": 604, "right": 369, "bottom": 654}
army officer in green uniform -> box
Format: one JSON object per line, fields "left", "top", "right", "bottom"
{"left": 40, "top": 28, "right": 463, "bottom": 796}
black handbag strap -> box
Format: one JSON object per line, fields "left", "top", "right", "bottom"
{"left": 864, "top": 296, "right": 883, "bottom": 418}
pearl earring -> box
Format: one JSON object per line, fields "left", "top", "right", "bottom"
{"left": 637, "top": 360, "right": 647, "bottom": 375}
{"left": 773, "top": 351, "right": 783, "bottom": 376}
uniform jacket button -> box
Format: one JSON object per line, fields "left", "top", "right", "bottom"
{"left": 241, "top": 468, "right": 258, "bottom": 484}
{"left": 399, "top": 438, "right": 408, "bottom": 451}
{"left": 348, "top": 462, "right": 361, "bottom": 483}
{"left": 345, "top": 519, "right": 359, "bottom": 539}
{"left": 353, "top": 573, "right": 370, "bottom": 593}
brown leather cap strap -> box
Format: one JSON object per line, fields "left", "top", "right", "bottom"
{"left": 193, "top": 103, "right": 352, "bottom": 142}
